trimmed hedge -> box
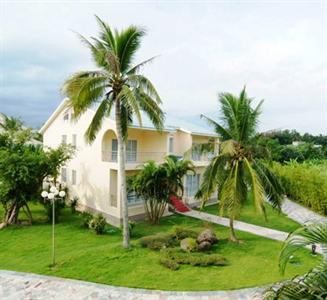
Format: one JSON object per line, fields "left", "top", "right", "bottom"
{"left": 160, "top": 248, "right": 227, "bottom": 270}
{"left": 273, "top": 161, "right": 327, "bottom": 215}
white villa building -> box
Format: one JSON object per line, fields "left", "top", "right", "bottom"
{"left": 40, "top": 99, "right": 218, "bottom": 226}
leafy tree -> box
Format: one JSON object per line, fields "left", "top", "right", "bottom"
{"left": 264, "top": 222, "right": 327, "bottom": 299}
{"left": 196, "top": 88, "right": 284, "bottom": 242}
{"left": 128, "top": 156, "right": 194, "bottom": 224}
{"left": 0, "top": 120, "right": 73, "bottom": 228}
{"left": 62, "top": 16, "right": 164, "bottom": 248}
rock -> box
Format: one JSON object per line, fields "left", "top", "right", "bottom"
{"left": 180, "top": 238, "right": 198, "bottom": 252}
{"left": 198, "top": 241, "right": 212, "bottom": 251}
{"left": 197, "top": 229, "right": 218, "bottom": 245}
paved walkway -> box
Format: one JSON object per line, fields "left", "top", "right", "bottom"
{"left": 0, "top": 270, "right": 264, "bottom": 300}
{"left": 281, "top": 197, "right": 326, "bottom": 225}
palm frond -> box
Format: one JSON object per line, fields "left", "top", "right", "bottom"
{"left": 116, "top": 25, "right": 146, "bottom": 73}
{"left": 200, "top": 114, "right": 232, "bottom": 140}
{"left": 94, "top": 15, "right": 116, "bottom": 51}
{"left": 62, "top": 71, "right": 108, "bottom": 118}
{"left": 279, "top": 222, "right": 327, "bottom": 274}
{"left": 126, "top": 56, "right": 158, "bottom": 75}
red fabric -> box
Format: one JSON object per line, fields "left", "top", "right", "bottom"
{"left": 170, "top": 195, "right": 191, "bottom": 212}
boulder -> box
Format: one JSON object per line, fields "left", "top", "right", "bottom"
{"left": 197, "top": 229, "right": 218, "bottom": 245}
{"left": 180, "top": 238, "right": 198, "bottom": 252}
{"left": 198, "top": 241, "right": 212, "bottom": 251}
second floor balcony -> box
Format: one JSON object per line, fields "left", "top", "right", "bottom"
{"left": 102, "top": 150, "right": 167, "bottom": 164}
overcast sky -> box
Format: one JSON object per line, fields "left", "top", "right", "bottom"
{"left": 0, "top": 0, "right": 326, "bottom": 134}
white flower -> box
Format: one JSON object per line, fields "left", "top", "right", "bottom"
{"left": 50, "top": 186, "right": 58, "bottom": 194}
{"left": 48, "top": 193, "right": 55, "bottom": 200}
{"left": 41, "top": 191, "right": 48, "bottom": 198}
{"left": 59, "top": 191, "right": 66, "bottom": 198}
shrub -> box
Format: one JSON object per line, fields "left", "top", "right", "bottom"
{"left": 160, "top": 257, "right": 180, "bottom": 270}
{"left": 89, "top": 214, "right": 107, "bottom": 235}
{"left": 180, "top": 238, "right": 198, "bottom": 252}
{"left": 81, "top": 211, "right": 93, "bottom": 228}
{"left": 172, "top": 226, "right": 198, "bottom": 240}
{"left": 128, "top": 220, "right": 136, "bottom": 237}
{"left": 273, "top": 161, "right": 327, "bottom": 215}
{"left": 70, "top": 196, "right": 79, "bottom": 214}
{"left": 139, "top": 233, "right": 177, "bottom": 250}
{"left": 160, "top": 248, "right": 227, "bottom": 269}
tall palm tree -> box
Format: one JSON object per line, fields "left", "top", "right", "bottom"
{"left": 62, "top": 16, "right": 164, "bottom": 248}
{"left": 196, "top": 87, "right": 284, "bottom": 242}
{"left": 264, "top": 222, "right": 327, "bottom": 299}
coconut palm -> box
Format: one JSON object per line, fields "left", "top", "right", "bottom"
{"left": 196, "top": 87, "right": 284, "bottom": 242}
{"left": 128, "top": 156, "right": 194, "bottom": 224}
{"left": 62, "top": 16, "right": 164, "bottom": 248}
{"left": 264, "top": 222, "right": 327, "bottom": 299}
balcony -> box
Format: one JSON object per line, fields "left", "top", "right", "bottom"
{"left": 102, "top": 150, "right": 167, "bottom": 164}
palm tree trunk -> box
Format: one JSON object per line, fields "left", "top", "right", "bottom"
{"left": 229, "top": 217, "right": 239, "bottom": 243}
{"left": 115, "top": 101, "right": 130, "bottom": 248}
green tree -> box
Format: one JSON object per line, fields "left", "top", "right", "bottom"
{"left": 196, "top": 88, "right": 284, "bottom": 242}
{"left": 62, "top": 16, "right": 164, "bottom": 248}
{"left": 128, "top": 156, "right": 194, "bottom": 224}
{"left": 264, "top": 222, "right": 327, "bottom": 299}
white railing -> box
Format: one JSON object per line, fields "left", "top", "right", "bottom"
{"left": 102, "top": 150, "right": 167, "bottom": 164}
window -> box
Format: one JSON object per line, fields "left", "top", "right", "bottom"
{"left": 61, "top": 168, "right": 67, "bottom": 183}
{"left": 71, "top": 170, "right": 76, "bottom": 185}
{"left": 62, "top": 135, "right": 67, "bottom": 145}
{"left": 126, "top": 140, "right": 137, "bottom": 162}
{"left": 111, "top": 139, "right": 138, "bottom": 162}
{"left": 185, "top": 174, "right": 200, "bottom": 197}
{"left": 63, "top": 112, "right": 69, "bottom": 121}
{"left": 111, "top": 139, "right": 118, "bottom": 162}
{"left": 169, "top": 136, "right": 174, "bottom": 153}
{"left": 191, "top": 143, "right": 201, "bottom": 161}
{"left": 127, "top": 191, "right": 143, "bottom": 206}
{"left": 72, "top": 134, "right": 77, "bottom": 147}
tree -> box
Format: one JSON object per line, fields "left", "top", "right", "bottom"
{"left": 264, "top": 222, "right": 327, "bottom": 299}
{"left": 196, "top": 88, "right": 284, "bottom": 242}
{"left": 128, "top": 156, "right": 194, "bottom": 224}
{"left": 62, "top": 16, "right": 164, "bottom": 248}
{"left": 0, "top": 118, "right": 73, "bottom": 228}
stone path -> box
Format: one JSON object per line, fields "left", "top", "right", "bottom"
{"left": 0, "top": 270, "right": 264, "bottom": 300}
{"left": 281, "top": 197, "right": 326, "bottom": 225}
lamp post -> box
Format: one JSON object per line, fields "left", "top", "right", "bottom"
{"left": 41, "top": 186, "right": 66, "bottom": 267}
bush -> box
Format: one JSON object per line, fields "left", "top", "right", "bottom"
{"left": 139, "top": 233, "right": 177, "bottom": 250}
{"left": 273, "top": 161, "right": 327, "bottom": 215}
{"left": 180, "top": 238, "right": 198, "bottom": 252}
{"left": 172, "top": 226, "right": 198, "bottom": 240}
{"left": 89, "top": 214, "right": 107, "bottom": 235}
{"left": 70, "top": 197, "right": 79, "bottom": 214}
{"left": 160, "top": 257, "right": 180, "bottom": 270}
{"left": 160, "top": 248, "right": 227, "bottom": 269}
{"left": 81, "top": 211, "right": 93, "bottom": 228}
{"left": 128, "top": 220, "right": 136, "bottom": 237}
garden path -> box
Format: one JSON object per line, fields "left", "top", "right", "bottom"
{"left": 0, "top": 270, "right": 264, "bottom": 300}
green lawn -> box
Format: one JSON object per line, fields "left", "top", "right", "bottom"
{"left": 0, "top": 204, "right": 320, "bottom": 291}
{"left": 199, "top": 201, "right": 301, "bottom": 233}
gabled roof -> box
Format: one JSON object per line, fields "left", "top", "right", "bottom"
{"left": 40, "top": 99, "right": 218, "bottom": 137}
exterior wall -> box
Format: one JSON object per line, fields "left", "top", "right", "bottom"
{"left": 42, "top": 102, "right": 218, "bottom": 226}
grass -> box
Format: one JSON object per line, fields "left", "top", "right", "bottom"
{"left": 199, "top": 200, "right": 301, "bottom": 233}
{"left": 0, "top": 203, "right": 320, "bottom": 291}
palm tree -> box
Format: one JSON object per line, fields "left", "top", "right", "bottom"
{"left": 196, "top": 87, "right": 284, "bottom": 242}
{"left": 128, "top": 156, "right": 194, "bottom": 224}
{"left": 62, "top": 16, "right": 164, "bottom": 248}
{"left": 264, "top": 222, "right": 327, "bottom": 299}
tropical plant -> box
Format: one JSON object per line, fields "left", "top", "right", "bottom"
{"left": 128, "top": 156, "right": 194, "bottom": 224}
{"left": 89, "top": 214, "right": 107, "bottom": 235}
{"left": 61, "top": 16, "right": 164, "bottom": 248}
{"left": 196, "top": 88, "right": 284, "bottom": 242}
{"left": 264, "top": 222, "right": 327, "bottom": 299}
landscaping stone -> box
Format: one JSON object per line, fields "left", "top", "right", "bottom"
{"left": 198, "top": 241, "right": 212, "bottom": 251}
{"left": 197, "top": 228, "right": 218, "bottom": 245}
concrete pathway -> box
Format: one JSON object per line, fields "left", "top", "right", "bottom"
{"left": 0, "top": 270, "right": 264, "bottom": 300}
{"left": 281, "top": 197, "right": 326, "bottom": 225}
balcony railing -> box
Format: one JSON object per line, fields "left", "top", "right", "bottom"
{"left": 102, "top": 150, "right": 167, "bottom": 164}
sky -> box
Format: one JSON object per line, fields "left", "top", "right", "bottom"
{"left": 0, "top": 0, "right": 326, "bottom": 134}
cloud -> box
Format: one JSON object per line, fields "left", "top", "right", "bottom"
{"left": 0, "top": 1, "right": 326, "bottom": 134}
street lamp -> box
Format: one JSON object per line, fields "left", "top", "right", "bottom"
{"left": 41, "top": 186, "right": 66, "bottom": 267}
